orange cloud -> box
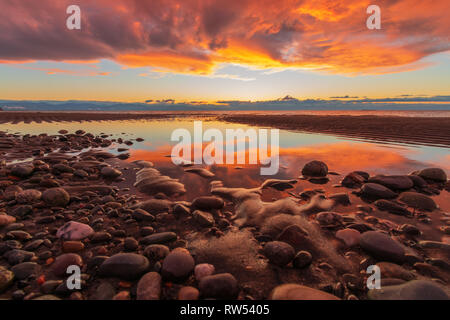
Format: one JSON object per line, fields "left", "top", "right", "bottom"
{"left": 0, "top": 0, "right": 448, "bottom": 75}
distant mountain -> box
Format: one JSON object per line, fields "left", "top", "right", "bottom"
{"left": 0, "top": 96, "right": 449, "bottom": 111}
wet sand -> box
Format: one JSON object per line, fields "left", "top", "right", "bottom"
{"left": 220, "top": 114, "right": 450, "bottom": 148}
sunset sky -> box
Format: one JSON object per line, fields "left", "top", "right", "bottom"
{"left": 0, "top": 0, "right": 449, "bottom": 103}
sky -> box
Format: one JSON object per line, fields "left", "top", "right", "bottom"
{"left": 0, "top": 0, "right": 449, "bottom": 103}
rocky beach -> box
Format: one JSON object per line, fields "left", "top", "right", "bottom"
{"left": 0, "top": 114, "right": 449, "bottom": 300}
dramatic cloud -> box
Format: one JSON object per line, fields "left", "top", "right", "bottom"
{"left": 0, "top": 0, "right": 449, "bottom": 74}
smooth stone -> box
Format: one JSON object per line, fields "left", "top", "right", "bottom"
{"left": 15, "top": 189, "right": 42, "bottom": 204}
{"left": 100, "top": 167, "right": 122, "bottom": 179}
{"left": 301, "top": 160, "right": 328, "bottom": 177}
{"left": 374, "top": 200, "right": 410, "bottom": 216}
{"left": 99, "top": 253, "right": 149, "bottom": 280}
{"left": 368, "top": 280, "right": 448, "bottom": 300}
{"left": 417, "top": 168, "right": 447, "bottom": 182}
{"left": 144, "top": 244, "right": 170, "bottom": 262}
{"left": 292, "top": 251, "right": 313, "bottom": 269}
{"left": 341, "top": 172, "right": 366, "bottom": 188}
{"left": 263, "top": 241, "right": 295, "bottom": 266}
{"left": 398, "top": 192, "right": 437, "bottom": 211}
{"left": 132, "top": 209, "right": 155, "bottom": 221}
{"left": 93, "top": 282, "right": 115, "bottom": 300}
{"left": 368, "top": 175, "right": 414, "bottom": 190}
{"left": 62, "top": 241, "right": 85, "bottom": 253}
{"left": 336, "top": 228, "right": 361, "bottom": 247}
{"left": 11, "top": 262, "right": 40, "bottom": 280}
{"left": 33, "top": 295, "right": 61, "bottom": 300}
{"left": 328, "top": 193, "right": 351, "bottom": 205}
{"left": 57, "top": 221, "right": 94, "bottom": 241}
{"left": 178, "top": 286, "right": 200, "bottom": 300}
{"left": 199, "top": 273, "right": 238, "bottom": 299}
{"left": 0, "top": 266, "right": 14, "bottom": 292}
{"left": 136, "top": 272, "right": 161, "bottom": 300}
{"left": 42, "top": 188, "right": 70, "bottom": 207}
{"left": 161, "top": 248, "right": 195, "bottom": 281}
{"left": 276, "top": 224, "right": 309, "bottom": 250}
{"left": 11, "top": 164, "right": 34, "bottom": 178}
{"left": 316, "top": 211, "right": 343, "bottom": 226}
{"left": 360, "top": 183, "right": 397, "bottom": 199}
{"left": 52, "top": 253, "right": 83, "bottom": 276}
{"left": 194, "top": 263, "right": 215, "bottom": 281}
{"left": 4, "top": 249, "right": 35, "bottom": 265}
{"left": 192, "top": 210, "right": 215, "bottom": 227}
{"left": 418, "top": 241, "right": 450, "bottom": 251}
{"left": 376, "top": 262, "right": 416, "bottom": 281}
{"left": 270, "top": 284, "right": 340, "bottom": 300}
{"left": 192, "top": 196, "right": 224, "bottom": 210}
{"left": 140, "top": 232, "right": 177, "bottom": 245}
{"left": 360, "top": 231, "right": 405, "bottom": 263}
{"left": 124, "top": 237, "right": 139, "bottom": 251}
{"left": 0, "top": 215, "right": 16, "bottom": 227}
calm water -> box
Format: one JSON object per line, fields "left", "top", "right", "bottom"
{"left": 2, "top": 116, "right": 449, "bottom": 241}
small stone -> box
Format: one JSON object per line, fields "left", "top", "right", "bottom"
{"left": 263, "top": 241, "right": 295, "bottom": 266}
{"left": 192, "top": 210, "right": 215, "bottom": 227}
{"left": 270, "top": 284, "right": 340, "bottom": 300}
{"left": 132, "top": 209, "right": 155, "bottom": 221}
{"left": 161, "top": 248, "right": 195, "bottom": 281}
{"left": 51, "top": 253, "right": 83, "bottom": 276}
{"left": 0, "top": 266, "right": 14, "bottom": 292}
{"left": 42, "top": 188, "right": 70, "bottom": 207}
{"left": 57, "top": 221, "right": 94, "bottom": 240}
{"left": 140, "top": 232, "right": 177, "bottom": 245}
{"left": 178, "top": 286, "right": 200, "bottom": 300}
{"left": 93, "top": 282, "right": 115, "bottom": 300}
{"left": 336, "top": 228, "right": 361, "bottom": 247}
{"left": 62, "top": 241, "right": 85, "bottom": 253}
{"left": 136, "top": 272, "right": 161, "bottom": 300}
{"left": 398, "top": 192, "right": 437, "bottom": 211}
{"left": 194, "top": 263, "right": 215, "bottom": 281}
{"left": 276, "top": 224, "right": 309, "bottom": 250}
{"left": 11, "top": 164, "right": 34, "bottom": 178}
{"left": 100, "top": 167, "right": 122, "bottom": 179}
{"left": 368, "top": 280, "right": 448, "bottom": 300}
{"left": 360, "top": 231, "right": 405, "bottom": 263}
{"left": 199, "top": 273, "right": 238, "bottom": 299}
{"left": 417, "top": 168, "right": 447, "bottom": 182}
{"left": 0, "top": 215, "right": 16, "bottom": 227}
{"left": 124, "top": 237, "right": 139, "bottom": 251}
{"left": 15, "top": 189, "right": 42, "bottom": 204}
{"left": 99, "top": 253, "right": 149, "bottom": 280}
{"left": 374, "top": 200, "right": 410, "bottom": 216}
{"left": 301, "top": 161, "right": 328, "bottom": 177}
{"left": 293, "top": 251, "right": 312, "bottom": 269}
{"left": 143, "top": 244, "right": 170, "bottom": 262}
{"left": 368, "top": 175, "right": 414, "bottom": 190}
{"left": 113, "top": 291, "right": 130, "bottom": 300}
{"left": 11, "top": 262, "right": 40, "bottom": 280}
{"left": 192, "top": 196, "right": 224, "bottom": 210}
{"left": 360, "top": 183, "right": 397, "bottom": 199}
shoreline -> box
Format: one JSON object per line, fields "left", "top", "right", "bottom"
{"left": 1, "top": 111, "right": 449, "bottom": 148}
